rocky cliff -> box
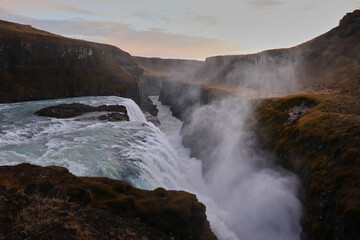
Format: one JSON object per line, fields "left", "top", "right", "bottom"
{"left": 134, "top": 56, "right": 204, "bottom": 96}
{"left": 0, "top": 20, "right": 153, "bottom": 112}
{"left": 0, "top": 163, "right": 217, "bottom": 240}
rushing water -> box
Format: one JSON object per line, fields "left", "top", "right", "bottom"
{"left": 0, "top": 95, "right": 301, "bottom": 240}
{"left": 0, "top": 96, "right": 192, "bottom": 189}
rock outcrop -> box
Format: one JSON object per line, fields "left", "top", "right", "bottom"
{"left": 0, "top": 163, "right": 217, "bottom": 240}
{"left": 35, "top": 103, "right": 130, "bottom": 121}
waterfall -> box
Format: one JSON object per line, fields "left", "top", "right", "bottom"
{"left": 0, "top": 95, "right": 302, "bottom": 240}
{"left": 151, "top": 96, "right": 302, "bottom": 240}
{"left": 121, "top": 98, "right": 147, "bottom": 122}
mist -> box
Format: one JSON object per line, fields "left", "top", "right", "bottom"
{"left": 183, "top": 97, "right": 302, "bottom": 240}
{"left": 163, "top": 50, "right": 306, "bottom": 240}
{"left": 194, "top": 48, "right": 306, "bottom": 96}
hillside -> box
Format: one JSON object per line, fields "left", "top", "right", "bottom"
{"left": 0, "top": 20, "right": 146, "bottom": 108}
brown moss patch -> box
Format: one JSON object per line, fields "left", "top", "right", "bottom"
{"left": 252, "top": 91, "right": 360, "bottom": 240}
{"left": 0, "top": 163, "right": 216, "bottom": 240}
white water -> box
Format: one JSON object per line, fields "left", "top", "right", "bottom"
{"left": 0, "top": 95, "right": 301, "bottom": 240}
{"left": 0, "top": 96, "right": 190, "bottom": 189}
{"left": 152, "top": 96, "right": 302, "bottom": 240}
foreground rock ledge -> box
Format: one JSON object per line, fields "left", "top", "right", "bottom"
{"left": 0, "top": 163, "right": 216, "bottom": 240}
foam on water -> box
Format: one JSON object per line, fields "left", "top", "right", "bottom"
{"left": 0, "top": 96, "right": 182, "bottom": 189}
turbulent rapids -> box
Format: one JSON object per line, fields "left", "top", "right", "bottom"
{"left": 0, "top": 96, "right": 191, "bottom": 190}
{"left": 0, "top": 96, "right": 302, "bottom": 240}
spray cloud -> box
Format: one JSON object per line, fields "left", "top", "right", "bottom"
{"left": 165, "top": 49, "right": 306, "bottom": 240}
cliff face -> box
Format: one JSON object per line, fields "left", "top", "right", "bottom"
{"left": 134, "top": 56, "right": 204, "bottom": 96}
{"left": 0, "top": 163, "right": 217, "bottom": 240}
{"left": 0, "top": 20, "right": 144, "bottom": 105}
{"left": 195, "top": 49, "right": 303, "bottom": 94}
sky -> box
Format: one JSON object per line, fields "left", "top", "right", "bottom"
{"left": 0, "top": 0, "right": 359, "bottom": 60}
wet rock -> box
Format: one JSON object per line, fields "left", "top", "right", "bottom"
{"left": 284, "top": 101, "right": 314, "bottom": 125}
{"left": 98, "top": 112, "right": 129, "bottom": 122}
{"left": 144, "top": 111, "right": 161, "bottom": 126}
{"left": 35, "top": 103, "right": 129, "bottom": 121}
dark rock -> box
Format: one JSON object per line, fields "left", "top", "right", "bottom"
{"left": 339, "top": 10, "right": 360, "bottom": 27}
{"left": 140, "top": 95, "right": 159, "bottom": 116}
{"left": 98, "top": 112, "right": 129, "bottom": 122}
{"left": 144, "top": 111, "right": 161, "bottom": 126}
{"left": 36, "top": 103, "right": 129, "bottom": 121}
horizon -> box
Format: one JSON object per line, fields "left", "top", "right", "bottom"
{"left": 0, "top": 0, "right": 359, "bottom": 60}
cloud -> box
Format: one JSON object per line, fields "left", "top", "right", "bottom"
{"left": 192, "top": 15, "right": 220, "bottom": 26}
{"left": 0, "top": 9, "right": 243, "bottom": 60}
{"left": 1, "top": 0, "right": 109, "bottom": 17}
{"left": 50, "top": 2, "right": 109, "bottom": 17}
{"left": 250, "top": 1, "right": 283, "bottom": 9}
{"left": 131, "top": 10, "right": 171, "bottom": 23}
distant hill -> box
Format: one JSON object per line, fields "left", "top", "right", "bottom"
{"left": 0, "top": 20, "right": 144, "bottom": 105}
{"left": 195, "top": 10, "right": 360, "bottom": 94}
{"left": 137, "top": 10, "right": 360, "bottom": 99}
{"left": 134, "top": 56, "right": 204, "bottom": 95}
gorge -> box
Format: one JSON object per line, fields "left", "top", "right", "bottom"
{"left": 0, "top": 8, "right": 359, "bottom": 240}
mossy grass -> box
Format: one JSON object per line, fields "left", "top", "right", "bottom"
{"left": 252, "top": 90, "right": 360, "bottom": 240}
{"left": 0, "top": 164, "right": 216, "bottom": 240}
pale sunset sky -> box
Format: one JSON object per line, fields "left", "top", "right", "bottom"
{"left": 0, "top": 0, "right": 359, "bottom": 59}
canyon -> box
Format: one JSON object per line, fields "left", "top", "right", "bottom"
{"left": 0, "top": 9, "right": 359, "bottom": 240}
